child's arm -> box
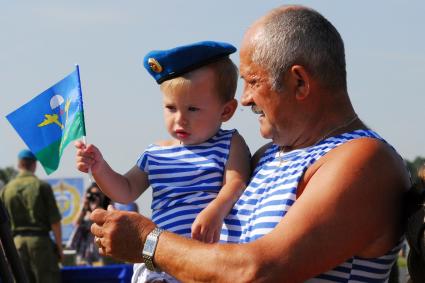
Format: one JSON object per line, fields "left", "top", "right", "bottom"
{"left": 75, "top": 140, "right": 149, "bottom": 204}
{"left": 191, "top": 132, "right": 251, "bottom": 243}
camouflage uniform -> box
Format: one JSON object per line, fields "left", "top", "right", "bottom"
{"left": 1, "top": 171, "right": 62, "bottom": 283}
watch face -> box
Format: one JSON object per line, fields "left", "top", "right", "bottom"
{"left": 142, "top": 228, "right": 164, "bottom": 272}
{"left": 143, "top": 239, "right": 155, "bottom": 256}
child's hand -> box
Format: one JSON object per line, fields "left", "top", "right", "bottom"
{"left": 191, "top": 206, "right": 224, "bottom": 243}
{"left": 75, "top": 141, "right": 104, "bottom": 175}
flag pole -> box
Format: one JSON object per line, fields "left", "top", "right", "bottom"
{"left": 75, "top": 64, "right": 93, "bottom": 183}
{"left": 82, "top": 137, "right": 94, "bottom": 183}
{"left": 75, "top": 64, "right": 87, "bottom": 136}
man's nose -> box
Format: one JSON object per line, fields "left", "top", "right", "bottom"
{"left": 240, "top": 87, "right": 253, "bottom": 106}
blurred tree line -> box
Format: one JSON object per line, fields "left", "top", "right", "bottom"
{"left": 0, "top": 166, "right": 18, "bottom": 187}
{"left": 406, "top": 156, "right": 425, "bottom": 186}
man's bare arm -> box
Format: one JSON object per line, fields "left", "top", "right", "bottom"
{"left": 91, "top": 138, "right": 409, "bottom": 282}
{"left": 51, "top": 221, "right": 63, "bottom": 262}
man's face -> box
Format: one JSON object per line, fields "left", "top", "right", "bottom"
{"left": 239, "top": 41, "right": 294, "bottom": 145}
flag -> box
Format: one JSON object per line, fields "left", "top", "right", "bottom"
{"left": 6, "top": 66, "right": 86, "bottom": 175}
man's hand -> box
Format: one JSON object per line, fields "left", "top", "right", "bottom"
{"left": 90, "top": 205, "right": 156, "bottom": 262}
{"left": 57, "top": 244, "right": 64, "bottom": 263}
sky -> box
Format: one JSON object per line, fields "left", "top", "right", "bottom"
{"left": 1, "top": 1, "right": 424, "bottom": 216}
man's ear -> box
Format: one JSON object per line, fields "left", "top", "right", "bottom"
{"left": 289, "top": 65, "right": 310, "bottom": 100}
{"left": 221, "top": 99, "right": 238, "bottom": 122}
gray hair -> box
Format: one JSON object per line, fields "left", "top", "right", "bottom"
{"left": 251, "top": 6, "right": 347, "bottom": 92}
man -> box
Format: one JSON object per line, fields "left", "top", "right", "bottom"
{"left": 1, "top": 149, "right": 63, "bottom": 283}
{"left": 90, "top": 5, "right": 410, "bottom": 282}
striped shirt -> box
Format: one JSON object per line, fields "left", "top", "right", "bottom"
{"left": 137, "top": 128, "right": 235, "bottom": 236}
{"left": 221, "top": 129, "right": 402, "bottom": 282}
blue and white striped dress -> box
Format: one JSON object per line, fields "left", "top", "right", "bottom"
{"left": 132, "top": 129, "right": 235, "bottom": 282}
{"left": 221, "top": 129, "right": 402, "bottom": 282}
{"left": 137, "top": 128, "right": 235, "bottom": 235}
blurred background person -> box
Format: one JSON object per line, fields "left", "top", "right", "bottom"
{"left": 405, "top": 164, "right": 425, "bottom": 283}
{"left": 0, "top": 149, "right": 62, "bottom": 283}
{"left": 67, "top": 182, "right": 110, "bottom": 265}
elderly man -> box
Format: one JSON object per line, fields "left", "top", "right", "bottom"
{"left": 90, "top": 5, "right": 410, "bottom": 282}
{"left": 1, "top": 150, "right": 63, "bottom": 283}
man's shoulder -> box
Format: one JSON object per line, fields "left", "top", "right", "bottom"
{"left": 315, "top": 136, "right": 410, "bottom": 190}
{"left": 15, "top": 174, "right": 53, "bottom": 192}
{"left": 2, "top": 175, "right": 40, "bottom": 197}
{"left": 38, "top": 179, "right": 53, "bottom": 190}
{"left": 21, "top": 174, "right": 50, "bottom": 188}
{"left": 3, "top": 174, "right": 31, "bottom": 188}
{"left": 321, "top": 136, "right": 395, "bottom": 162}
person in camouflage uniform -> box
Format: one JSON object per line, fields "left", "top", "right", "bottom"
{"left": 1, "top": 149, "right": 63, "bottom": 283}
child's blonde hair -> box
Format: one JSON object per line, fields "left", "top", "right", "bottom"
{"left": 160, "top": 57, "right": 238, "bottom": 103}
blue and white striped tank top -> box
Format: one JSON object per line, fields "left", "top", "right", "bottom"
{"left": 137, "top": 128, "right": 235, "bottom": 236}
{"left": 221, "top": 129, "right": 402, "bottom": 282}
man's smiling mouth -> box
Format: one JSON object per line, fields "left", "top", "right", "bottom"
{"left": 251, "top": 105, "right": 264, "bottom": 115}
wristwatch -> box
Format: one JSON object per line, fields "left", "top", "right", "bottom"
{"left": 142, "top": 227, "right": 164, "bottom": 271}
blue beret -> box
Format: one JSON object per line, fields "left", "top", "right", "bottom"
{"left": 18, "top": 149, "right": 36, "bottom": 161}
{"left": 143, "top": 41, "right": 237, "bottom": 84}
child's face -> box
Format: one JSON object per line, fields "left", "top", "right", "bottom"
{"left": 162, "top": 67, "right": 233, "bottom": 145}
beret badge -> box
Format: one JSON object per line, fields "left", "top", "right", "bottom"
{"left": 148, "top": 58, "right": 163, "bottom": 73}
